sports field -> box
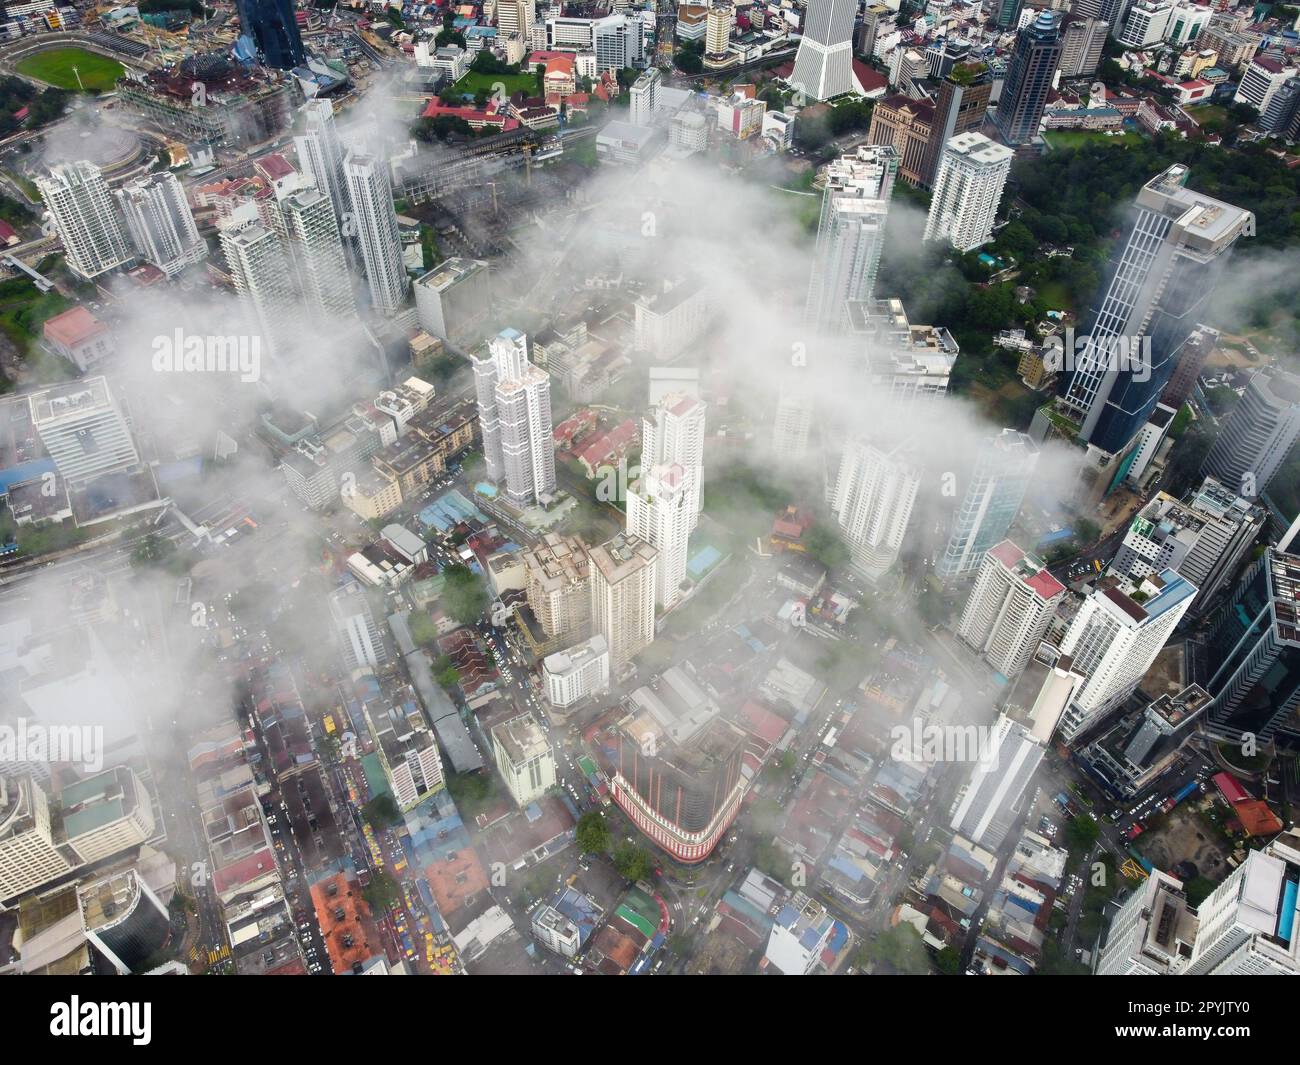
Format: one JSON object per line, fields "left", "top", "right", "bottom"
{"left": 16, "top": 48, "right": 124, "bottom": 92}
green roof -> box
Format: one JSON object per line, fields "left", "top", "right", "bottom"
{"left": 63, "top": 797, "right": 125, "bottom": 840}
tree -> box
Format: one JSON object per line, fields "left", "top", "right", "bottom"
{"left": 612, "top": 841, "right": 653, "bottom": 882}
{"left": 935, "top": 945, "right": 963, "bottom": 975}
{"left": 440, "top": 564, "right": 488, "bottom": 624}
{"left": 410, "top": 613, "right": 440, "bottom": 648}
{"left": 362, "top": 794, "right": 401, "bottom": 829}
{"left": 868, "top": 924, "right": 931, "bottom": 974}
{"left": 436, "top": 665, "right": 460, "bottom": 689}
{"left": 576, "top": 811, "right": 612, "bottom": 854}
{"left": 804, "top": 522, "right": 850, "bottom": 571}
{"left": 1074, "top": 518, "right": 1101, "bottom": 546}
{"left": 1066, "top": 813, "right": 1101, "bottom": 853}
{"left": 363, "top": 868, "right": 401, "bottom": 912}
{"left": 130, "top": 533, "right": 177, "bottom": 570}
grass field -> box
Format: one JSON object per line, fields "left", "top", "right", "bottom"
{"left": 16, "top": 48, "right": 123, "bottom": 92}
{"left": 447, "top": 70, "right": 538, "bottom": 100}
{"left": 1042, "top": 129, "right": 1141, "bottom": 150}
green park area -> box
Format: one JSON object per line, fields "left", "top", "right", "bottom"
{"left": 16, "top": 48, "right": 124, "bottom": 92}
{"left": 447, "top": 70, "right": 537, "bottom": 100}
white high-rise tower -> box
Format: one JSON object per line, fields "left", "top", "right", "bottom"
{"left": 831, "top": 439, "right": 920, "bottom": 582}
{"left": 790, "top": 0, "right": 859, "bottom": 101}
{"left": 115, "top": 171, "right": 206, "bottom": 277}
{"left": 923, "top": 132, "right": 1014, "bottom": 253}
{"left": 344, "top": 150, "right": 409, "bottom": 315}
{"left": 295, "top": 99, "right": 350, "bottom": 220}
{"left": 642, "top": 392, "right": 706, "bottom": 527}
{"left": 282, "top": 187, "right": 356, "bottom": 320}
{"left": 38, "top": 162, "right": 133, "bottom": 281}
{"left": 806, "top": 145, "right": 898, "bottom": 334}
{"left": 219, "top": 205, "right": 300, "bottom": 359}
{"left": 956, "top": 540, "right": 1065, "bottom": 680}
{"left": 627, "top": 463, "right": 693, "bottom": 609}
{"left": 473, "top": 328, "right": 556, "bottom": 507}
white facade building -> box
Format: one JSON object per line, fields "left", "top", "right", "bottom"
{"left": 115, "top": 171, "right": 206, "bottom": 277}
{"left": 956, "top": 540, "right": 1066, "bottom": 680}
{"left": 543, "top": 634, "right": 610, "bottom": 707}
{"left": 344, "top": 150, "right": 409, "bottom": 315}
{"left": 282, "top": 187, "right": 356, "bottom": 320}
{"left": 38, "top": 162, "right": 134, "bottom": 281}
{"left": 923, "top": 132, "right": 1014, "bottom": 253}
{"left": 831, "top": 439, "right": 920, "bottom": 582}
{"left": 627, "top": 463, "right": 693, "bottom": 609}
{"left": 589, "top": 533, "right": 658, "bottom": 673}
{"left": 642, "top": 391, "right": 706, "bottom": 526}
{"left": 491, "top": 712, "right": 557, "bottom": 807}
{"left": 473, "top": 328, "right": 556, "bottom": 506}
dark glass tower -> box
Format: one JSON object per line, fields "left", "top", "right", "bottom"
{"left": 236, "top": 0, "right": 306, "bottom": 70}
{"left": 991, "top": 10, "right": 1062, "bottom": 146}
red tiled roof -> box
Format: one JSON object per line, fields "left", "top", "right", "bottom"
{"left": 43, "top": 305, "right": 107, "bottom": 347}
{"left": 988, "top": 540, "right": 1024, "bottom": 569}
{"left": 256, "top": 152, "right": 296, "bottom": 181}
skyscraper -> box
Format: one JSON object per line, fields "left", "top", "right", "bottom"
{"left": 923, "top": 132, "right": 1014, "bottom": 253}
{"left": 995, "top": 0, "right": 1024, "bottom": 28}
{"left": 235, "top": 0, "right": 306, "bottom": 70}
{"left": 991, "top": 10, "right": 1062, "bottom": 146}
{"left": 1096, "top": 869, "right": 1197, "bottom": 975}
{"left": 830, "top": 438, "right": 921, "bottom": 582}
{"left": 219, "top": 207, "right": 300, "bottom": 359}
{"left": 1060, "top": 165, "right": 1254, "bottom": 469}
{"left": 1199, "top": 547, "right": 1300, "bottom": 744}
{"left": 344, "top": 150, "right": 409, "bottom": 315}
{"left": 588, "top": 532, "right": 658, "bottom": 673}
{"left": 938, "top": 429, "right": 1039, "bottom": 579}
{"left": 115, "top": 171, "right": 206, "bottom": 277}
{"left": 918, "top": 62, "right": 993, "bottom": 189}
{"left": 789, "top": 0, "right": 858, "bottom": 101}
{"left": 627, "top": 463, "right": 693, "bottom": 609}
{"left": 1186, "top": 835, "right": 1300, "bottom": 975}
{"left": 294, "top": 99, "right": 349, "bottom": 221}
{"left": 38, "top": 162, "right": 133, "bottom": 281}
{"left": 473, "top": 328, "right": 556, "bottom": 507}
{"left": 329, "top": 582, "right": 387, "bottom": 673}
{"left": 641, "top": 391, "right": 706, "bottom": 527}
{"left": 1055, "top": 571, "right": 1196, "bottom": 744}
{"left": 1201, "top": 367, "right": 1300, "bottom": 499}
{"left": 1058, "top": 14, "right": 1109, "bottom": 78}
{"left": 956, "top": 540, "right": 1065, "bottom": 679}
{"left": 805, "top": 144, "right": 898, "bottom": 334}
{"left": 281, "top": 187, "right": 356, "bottom": 320}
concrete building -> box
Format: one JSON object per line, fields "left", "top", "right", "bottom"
{"left": 589, "top": 532, "right": 658, "bottom": 673}
{"left": 329, "top": 582, "right": 387, "bottom": 672}
{"left": 923, "top": 132, "right": 1013, "bottom": 253}
{"left": 366, "top": 701, "right": 445, "bottom": 811}
{"left": 764, "top": 892, "right": 839, "bottom": 973}
{"left": 642, "top": 391, "right": 706, "bottom": 527}
{"left": 473, "top": 328, "right": 556, "bottom": 506}
{"left": 705, "top": 3, "right": 732, "bottom": 58}
{"left": 491, "top": 712, "right": 556, "bottom": 807}
{"left": 29, "top": 377, "right": 138, "bottom": 486}
{"left": 630, "top": 67, "right": 659, "bottom": 125}
{"left": 949, "top": 714, "right": 1045, "bottom": 851}
{"left": 1186, "top": 834, "right": 1300, "bottom": 975}
{"left": 957, "top": 541, "right": 1066, "bottom": 680}
{"left": 414, "top": 258, "right": 492, "bottom": 349}
{"left": 38, "top": 162, "right": 133, "bottom": 281}
{"left": 1201, "top": 368, "right": 1300, "bottom": 500}
{"left": 523, "top": 532, "right": 591, "bottom": 640}
{"left": 1233, "top": 55, "right": 1295, "bottom": 117}
{"left": 1097, "top": 869, "right": 1197, "bottom": 974}
{"left": 1058, "top": 14, "right": 1108, "bottom": 77}
{"left": 805, "top": 145, "right": 898, "bottom": 334}
{"left": 115, "top": 171, "right": 206, "bottom": 277}
{"left": 219, "top": 207, "right": 299, "bottom": 359}
{"left": 938, "top": 430, "right": 1039, "bottom": 579}
{"left": 830, "top": 439, "right": 920, "bottom": 582}
{"left": 78, "top": 868, "right": 171, "bottom": 975}
{"left": 281, "top": 186, "right": 356, "bottom": 320}
{"left": 1110, "top": 476, "right": 1264, "bottom": 613}
{"left": 294, "top": 98, "right": 350, "bottom": 220}
{"left": 543, "top": 634, "right": 610, "bottom": 708}
{"left": 634, "top": 278, "right": 713, "bottom": 361}
{"left": 918, "top": 62, "right": 993, "bottom": 189}
{"left": 627, "top": 463, "right": 693, "bottom": 609}
{"left": 1056, "top": 571, "right": 1196, "bottom": 743}
{"left": 41, "top": 307, "right": 114, "bottom": 373}
{"left": 344, "top": 150, "right": 409, "bottom": 315}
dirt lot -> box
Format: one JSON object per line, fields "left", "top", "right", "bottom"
{"left": 1137, "top": 803, "right": 1230, "bottom": 880}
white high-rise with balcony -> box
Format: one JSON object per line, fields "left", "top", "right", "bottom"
{"left": 344, "top": 150, "right": 409, "bottom": 315}
{"left": 473, "top": 328, "right": 556, "bottom": 506}
{"left": 642, "top": 392, "right": 706, "bottom": 527}
{"left": 1056, "top": 571, "right": 1196, "bottom": 743}
{"left": 219, "top": 205, "right": 300, "bottom": 359}
{"left": 806, "top": 145, "right": 898, "bottom": 334}
{"left": 115, "top": 171, "right": 206, "bottom": 277}
{"left": 295, "top": 98, "right": 350, "bottom": 220}
{"left": 282, "top": 187, "right": 356, "bottom": 320}
{"left": 38, "top": 162, "right": 133, "bottom": 280}
{"left": 956, "top": 540, "right": 1065, "bottom": 680}
{"left": 627, "top": 463, "right": 693, "bottom": 609}
{"left": 830, "top": 439, "right": 920, "bottom": 581}
{"left": 923, "top": 132, "right": 1014, "bottom": 253}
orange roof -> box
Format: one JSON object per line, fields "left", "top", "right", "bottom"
{"left": 1234, "top": 799, "right": 1283, "bottom": 838}
{"left": 310, "top": 873, "right": 379, "bottom": 973}
{"left": 43, "top": 305, "right": 107, "bottom": 347}
{"left": 545, "top": 56, "right": 575, "bottom": 75}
